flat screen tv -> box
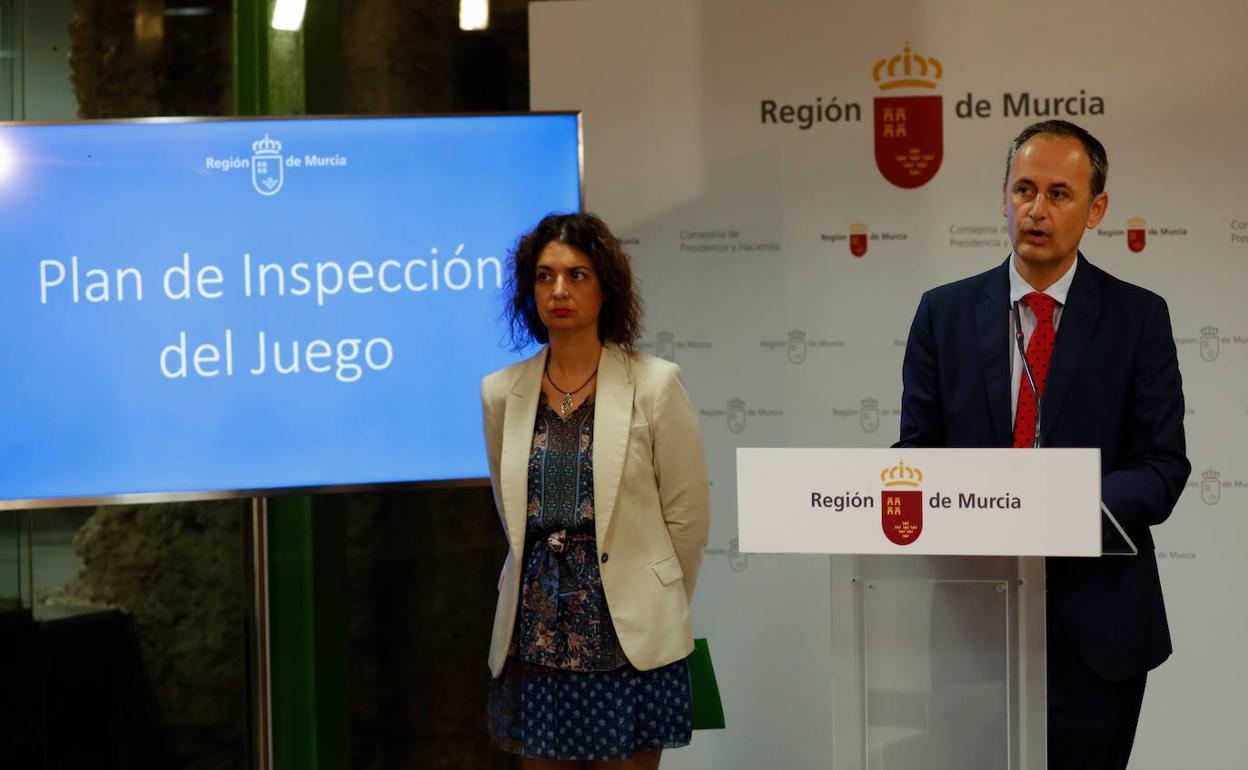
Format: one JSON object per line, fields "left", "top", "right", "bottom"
{"left": 0, "top": 113, "right": 582, "bottom": 508}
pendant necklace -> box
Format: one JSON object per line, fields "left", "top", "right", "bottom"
{"left": 545, "top": 357, "right": 599, "bottom": 417}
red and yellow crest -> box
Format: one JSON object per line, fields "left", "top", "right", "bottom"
{"left": 872, "top": 44, "right": 943, "bottom": 189}
{"left": 1127, "top": 217, "right": 1146, "bottom": 253}
{"left": 850, "top": 222, "right": 868, "bottom": 257}
{"left": 881, "top": 459, "right": 923, "bottom": 545}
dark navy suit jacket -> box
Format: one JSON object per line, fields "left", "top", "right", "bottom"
{"left": 897, "top": 254, "right": 1190, "bottom": 682}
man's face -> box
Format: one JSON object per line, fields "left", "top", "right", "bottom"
{"left": 1003, "top": 135, "right": 1107, "bottom": 274}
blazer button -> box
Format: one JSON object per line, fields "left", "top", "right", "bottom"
{"left": 601, "top": 553, "right": 609, "bottom": 564}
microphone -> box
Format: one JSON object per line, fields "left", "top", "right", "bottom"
{"left": 1012, "top": 301, "right": 1043, "bottom": 448}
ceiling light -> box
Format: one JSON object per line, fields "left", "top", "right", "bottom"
{"left": 272, "top": 0, "right": 307, "bottom": 31}
{"left": 460, "top": 0, "right": 489, "bottom": 31}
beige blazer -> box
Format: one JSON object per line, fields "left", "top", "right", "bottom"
{"left": 480, "top": 343, "right": 710, "bottom": 677}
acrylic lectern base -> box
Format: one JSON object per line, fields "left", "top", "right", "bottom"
{"left": 828, "top": 555, "right": 1047, "bottom": 770}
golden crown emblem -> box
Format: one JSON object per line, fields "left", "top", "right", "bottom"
{"left": 1203, "top": 469, "right": 1220, "bottom": 481}
{"left": 1202, "top": 325, "right": 1219, "bottom": 337}
{"left": 881, "top": 459, "right": 923, "bottom": 487}
{"left": 1128, "top": 217, "right": 1146, "bottom": 229}
{"left": 850, "top": 222, "right": 868, "bottom": 234}
{"left": 873, "top": 43, "right": 943, "bottom": 91}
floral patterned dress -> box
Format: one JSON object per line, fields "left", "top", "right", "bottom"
{"left": 487, "top": 397, "right": 692, "bottom": 761}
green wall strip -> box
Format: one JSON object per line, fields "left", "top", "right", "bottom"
{"left": 267, "top": 495, "right": 349, "bottom": 770}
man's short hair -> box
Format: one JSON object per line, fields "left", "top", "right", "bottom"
{"left": 1005, "top": 120, "right": 1108, "bottom": 199}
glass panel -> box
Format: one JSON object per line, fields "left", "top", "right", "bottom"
{"left": 830, "top": 555, "right": 1046, "bottom": 770}
{"left": 863, "top": 579, "right": 1008, "bottom": 769}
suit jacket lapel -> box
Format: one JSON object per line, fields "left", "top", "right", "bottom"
{"left": 592, "top": 344, "right": 635, "bottom": 547}
{"left": 500, "top": 347, "right": 545, "bottom": 554}
{"left": 974, "top": 259, "right": 1013, "bottom": 446}
{"left": 1041, "top": 255, "right": 1101, "bottom": 445}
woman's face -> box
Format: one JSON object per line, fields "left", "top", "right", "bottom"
{"left": 534, "top": 241, "right": 603, "bottom": 339}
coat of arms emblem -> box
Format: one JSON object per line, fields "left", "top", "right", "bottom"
{"left": 252, "top": 134, "right": 284, "bottom": 196}
{"left": 860, "top": 398, "right": 880, "bottom": 433}
{"left": 1201, "top": 469, "right": 1221, "bottom": 505}
{"left": 850, "top": 222, "right": 868, "bottom": 257}
{"left": 728, "top": 537, "right": 748, "bottom": 572}
{"left": 872, "top": 44, "right": 943, "bottom": 189}
{"left": 787, "top": 330, "right": 807, "bottom": 365}
{"left": 1127, "top": 217, "right": 1146, "bottom": 253}
{"left": 655, "top": 331, "right": 676, "bottom": 363}
{"left": 881, "top": 459, "right": 923, "bottom": 545}
{"left": 1200, "top": 326, "right": 1220, "bottom": 362}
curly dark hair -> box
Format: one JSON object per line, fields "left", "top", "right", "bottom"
{"left": 503, "top": 211, "right": 643, "bottom": 353}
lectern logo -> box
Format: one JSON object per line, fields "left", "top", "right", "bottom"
{"left": 252, "top": 134, "right": 284, "bottom": 196}
{"left": 1127, "top": 217, "right": 1146, "bottom": 253}
{"left": 872, "top": 43, "right": 944, "bottom": 189}
{"left": 1200, "top": 326, "right": 1220, "bottom": 361}
{"left": 881, "top": 459, "right": 923, "bottom": 545}
{"left": 850, "top": 222, "right": 869, "bottom": 257}
{"left": 1201, "top": 469, "right": 1221, "bottom": 505}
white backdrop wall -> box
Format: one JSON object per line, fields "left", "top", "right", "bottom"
{"left": 530, "top": 1, "right": 1248, "bottom": 767}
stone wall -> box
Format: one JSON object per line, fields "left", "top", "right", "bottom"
{"left": 70, "top": 0, "right": 231, "bottom": 119}
{"left": 340, "top": 0, "right": 531, "bottom": 114}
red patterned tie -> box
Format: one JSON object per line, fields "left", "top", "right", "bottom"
{"left": 1013, "top": 292, "right": 1058, "bottom": 448}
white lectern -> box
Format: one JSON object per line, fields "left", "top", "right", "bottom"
{"left": 737, "top": 448, "right": 1109, "bottom": 770}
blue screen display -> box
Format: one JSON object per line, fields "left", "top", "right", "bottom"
{"left": 0, "top": 114, "right": 581, "bottom": 505}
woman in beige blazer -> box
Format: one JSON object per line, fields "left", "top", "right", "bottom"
{"left": 482, "top": 213, "right": 710, "bottom": 769}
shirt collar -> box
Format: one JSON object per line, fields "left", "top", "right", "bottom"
{"left": 1008, "top": 252, "right": 1077, "bottom": 307}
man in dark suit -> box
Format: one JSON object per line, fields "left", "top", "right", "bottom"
{"left": 897, "top": 119, "right": 1190, "bottom": 769}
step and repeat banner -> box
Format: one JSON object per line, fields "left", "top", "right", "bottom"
{"left": 532, "top": 1, "right": 1246, "bottom": 767}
